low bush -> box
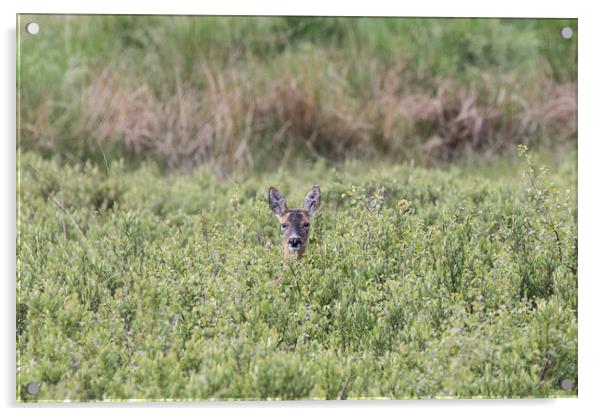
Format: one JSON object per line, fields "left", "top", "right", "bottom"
{"left": 16, "top": 147, "right": 577, "bottom": 401}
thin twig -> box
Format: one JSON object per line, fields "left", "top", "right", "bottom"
{"left": 97, "top": 140, "right": 110, "bottom": 175}
{"left": 51, "top": 196, "right": 68, "bottom": 239}
{"left": 287, "top": 262, "right": 302, "bottom": 297}
{"left": 50, "top": 195, "right": 85, "bottom": 238}
{"left": 337, "top": 375, "right": 354, "bottom": 400}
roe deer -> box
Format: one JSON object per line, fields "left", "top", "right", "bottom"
{"left": 268, "top": 186, "right": 321, "bottom": 259}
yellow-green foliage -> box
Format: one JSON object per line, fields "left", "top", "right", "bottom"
{"left": 17, "top": 149, "right": 577, "bottom": 401}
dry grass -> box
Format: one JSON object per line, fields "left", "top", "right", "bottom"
{"left": 21, "top": 65, "right": 576, "bottom": 173}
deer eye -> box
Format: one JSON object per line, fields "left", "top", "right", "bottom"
{"left": 303, "top": 223, "right": 310, "bottom": 228}
{"left": 281, "top": 223, "right": 287, "bottom": 229}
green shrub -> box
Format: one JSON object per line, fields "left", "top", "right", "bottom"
{"left": 16, "top": 148, "right": 577, "bottom": 401}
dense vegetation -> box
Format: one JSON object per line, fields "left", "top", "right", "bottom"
{"left": 17, "top": 15, "right": 578, "bottom": 402}
{"left": 18, "top": 16, "right": 576, "bottom": 173}
{"left": 17, "top": 147, "right": 577, "bottom": 401}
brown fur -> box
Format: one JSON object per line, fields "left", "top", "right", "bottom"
{"left": 279, "top": 209, "right": 312, "bottom": 259}
{"left": 268, "top": 186, "right": 321, "bottom": 260}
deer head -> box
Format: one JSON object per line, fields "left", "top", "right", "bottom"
{"left": 268, "top": 185, "right": 321, "bottom": 259}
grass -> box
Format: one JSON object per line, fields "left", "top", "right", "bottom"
{"left": 16, "top": 147, "right": 577, "bottom": 401}
{"left": 16, "top": 14, "right": 578, "bottom": 402}
{"left": 18, "top": 15, "right": 577, "bottom": 173}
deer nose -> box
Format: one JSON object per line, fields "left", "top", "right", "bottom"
{"left": 288, "top": 237, "right": 302, "bottom": 248}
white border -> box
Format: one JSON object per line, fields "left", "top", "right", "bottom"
{"left": 3, "top": 1, "right": 601, "bottom": 415}
{"left": 5, "top": 0, "right": 582, "bottom": 17}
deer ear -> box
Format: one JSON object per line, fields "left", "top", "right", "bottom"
{"left": 303, "top": 185, "right": 321, "bottom": 217}
{"left": 268, "top": 187, "right": 287, "bottom": 216}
